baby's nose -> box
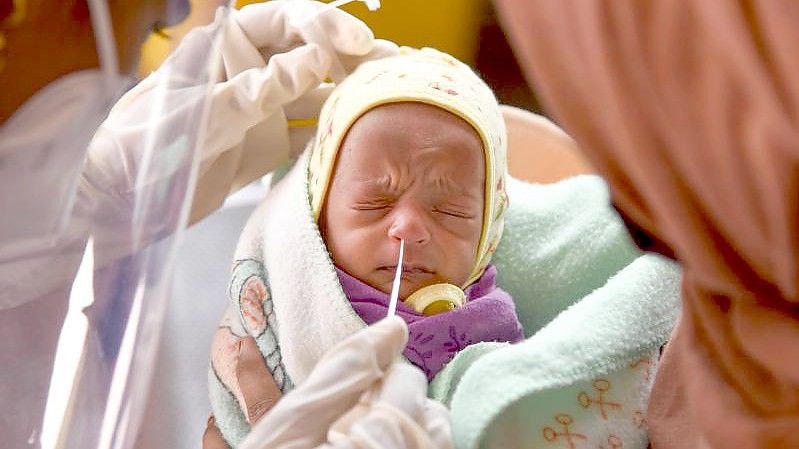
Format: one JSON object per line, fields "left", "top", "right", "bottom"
{"left": 387, "top": 205, "right": 431, "bottom": 245}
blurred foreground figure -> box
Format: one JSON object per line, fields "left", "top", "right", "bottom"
{"left": 495, "top": 1, "right": 799, "bottom": 448}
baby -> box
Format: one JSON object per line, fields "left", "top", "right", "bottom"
{"left": 309, "top": 48, "right": 525, "bottom": 379}
{"left": 210, "top": 47, "right": 523, "bottom": 444}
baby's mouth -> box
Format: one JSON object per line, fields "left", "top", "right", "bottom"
{"left": 378, "top": 265, "right": 434, "bottom": 278}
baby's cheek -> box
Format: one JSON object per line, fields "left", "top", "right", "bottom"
{"left": 325, "top": 226, "right": 378, "bottom": 269}
{"left": 444, "top": 236, "right": 481, "bottom": 284}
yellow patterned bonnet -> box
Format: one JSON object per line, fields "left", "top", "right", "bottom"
{"left": 308, "top": 47, "right": 508, "bottom": 287}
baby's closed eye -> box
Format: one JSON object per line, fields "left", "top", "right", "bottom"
{"left": 433, "top": 205, "right": 475, "bottom": 219}
{"left": 351, "top": 196, "right": 395, "bottom": 211}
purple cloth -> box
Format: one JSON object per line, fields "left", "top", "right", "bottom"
{"left": 336, "top": 265, "right": 525, "bottom": 380}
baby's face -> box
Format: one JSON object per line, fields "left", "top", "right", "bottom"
{"left": 321, "top": 102, "right": 485, "bottom": 298}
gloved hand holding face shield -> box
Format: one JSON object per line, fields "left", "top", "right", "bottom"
{"left": 0, "top": 0, "right": 399, "bottom": 305}
{"left": 0, "top": 1, "right": 399, "bottom": 448}
{"left": 84, "top": 0, "right": 400, "bottom": 266}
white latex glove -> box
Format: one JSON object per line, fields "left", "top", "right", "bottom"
{"left": 201, "top": 0, "right": 399, "bottom": 201}
{"left": 239, "top": 316, "right": 452, "bottom": 449}
{"left": 81, "top": 1, "right": 398, "bottom": 263}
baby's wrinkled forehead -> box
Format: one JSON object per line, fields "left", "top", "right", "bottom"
{"left": 342, "top": 102, "right": 484, "bottom": 154}
{"left": 335, "top": 102, "right": 486, "bottom": 190}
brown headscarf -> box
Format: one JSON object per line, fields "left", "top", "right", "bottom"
{"left": 493, "top": 1, "right": 799, "bottom": 448}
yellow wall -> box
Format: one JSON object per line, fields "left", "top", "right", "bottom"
{"left": 138, "top": 0, "right": 219, "bottom": 76}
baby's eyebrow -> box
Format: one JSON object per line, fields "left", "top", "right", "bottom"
{"left": 356, "top": 176, "right": 396, "bottom": 193}
{"left": 353, "top": 174, "right": 480, "bottom": 199}
{"left": 431, "top": 175, "right": 481, "bottom": 199}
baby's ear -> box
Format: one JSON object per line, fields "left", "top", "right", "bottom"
{"left": 501, "top": 105, "right": 594, "bottom": 183}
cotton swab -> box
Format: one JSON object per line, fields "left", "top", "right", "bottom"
{"left": 324, "top": 0, "right": 381, "bottom": 12}
{"left": 387, "top": 239, "right": 404, "bottom": 317}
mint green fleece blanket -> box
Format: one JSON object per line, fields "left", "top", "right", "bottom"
{"left": 430, "top": 175, "right": 681, "bottom": 449}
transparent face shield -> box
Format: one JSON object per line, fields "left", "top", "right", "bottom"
{"left": 0, "top": 0, "right": 231, "bottom": 447}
